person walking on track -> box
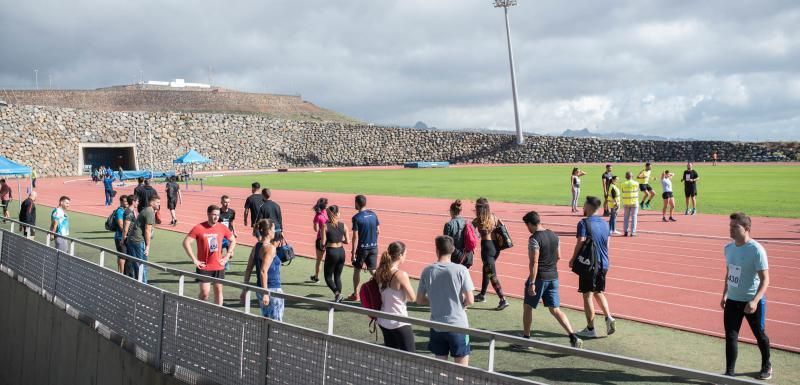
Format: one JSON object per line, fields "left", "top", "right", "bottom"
{"left": 310, "top": 197, "right": 329, "bottom": 283}
{"left": 443, "top": 199, "right": 473, "bottom": 268}
{"left": 322, "top": 205, "right": 349, "bottom": 302}
{"left": 347, "top": 195, "right": 379, "bottom": 301}
{"left": 472, "top": 198, "right": 509, "bottom": 310}
{"left": 721, "top": 212, "right": 772, "bottom": 380}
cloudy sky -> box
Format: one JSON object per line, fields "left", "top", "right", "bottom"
{"left": 2, "top": 0, "right": 799, "bottom": 140}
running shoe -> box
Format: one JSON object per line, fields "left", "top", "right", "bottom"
{"left": 345, "top": 293, "right": 359, "bottom": 302}
{"left": 474, "top": 293, "right": 486, "bottom": 303}
{"left": 623, "top": 232, "right": 629, "bottom": 237}
{"left": 496, "top": 300, "right": 509, "bottom": 311}
{"left": 612, "top": 230, "right": 622, "bottom": 235}
{"left": 510, "top": 335, "right": 531, "bottom": 351}
{"left": 759, "top": 365, "right": 773, "bottom": 380}
{"left": 723, "top": 370, "right": 735, "bottom": 377}
{"left": 691, "top": 208, "right": 697, "bottom": 215}
{"left": 309, "top": 275, "right": 319, "bottom": 283}
{"left": 606, "top": 317, "right": 616, "bottom": 335}
{"left": 575, "top": 328, "right": 597, "bottom": 338}
{"left": 334, "top": 293, "right": 343, "bottom": 303}
{"left": 685, "top": 208, "right": 690, "bottom": 215}
{"left": 570, "top": 337, "right": 583, "bottom": 349}
{"left": 662, "top": 217, "right": 668, "bottom": 222}
{"left": 669, "top": 217, "right": 677, "bottom": 222}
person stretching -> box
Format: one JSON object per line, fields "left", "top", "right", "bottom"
{"left": 661, "top": 170, "right": 677, "bottom": 222}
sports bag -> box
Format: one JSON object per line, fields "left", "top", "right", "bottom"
{"left": 277, "top": 239, "right": 295, "bottom": 265}
{"left": 104, "top": 208, "right": 120, "bottom": 231}
{"left": 492, "top": 219, "right": 513, "bottom": 250}
{"left": 462, "top": 221, "right": 478, "bottom": 253}
{"left": 571, "top": 218, "right": 598, "bottom": 277}
{"left": 359, "top": 277, "right": 383, "bottom": 338}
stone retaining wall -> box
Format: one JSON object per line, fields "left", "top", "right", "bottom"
{"left": 0, "top": 105, "right": 796, "bottom": 176}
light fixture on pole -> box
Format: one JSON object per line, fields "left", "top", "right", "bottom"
{"left": 494, "top": 0, "right": 523, "bottom": 145}
{"left": 34, "top": 69, "right": 39, "bottom": 90}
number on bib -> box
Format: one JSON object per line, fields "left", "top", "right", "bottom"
{"left": 727, "top": 264, "right": 741, "bottom": 288}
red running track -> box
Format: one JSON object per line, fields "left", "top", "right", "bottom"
{"left": 31, "top": 177, "right": 800, "bottom": 352}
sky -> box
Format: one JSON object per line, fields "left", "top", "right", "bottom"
{"left": 1, "top": 0, "right": 799, "bottom": 141}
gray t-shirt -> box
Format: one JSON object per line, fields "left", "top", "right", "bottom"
{"left": 128, "top": 207, "right": 155, "bottom": 244}
{"left": 443, "top": 217, "right": 466, "bottom": 250}
{"left": 417, "top": 262, "right": 474, "bottom": 328}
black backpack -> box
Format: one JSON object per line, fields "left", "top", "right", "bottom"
{"left": 571, "top": 218, "right": 598, "bottom": 277}
{"left": 104, "top": 208, "right": 120, "bottom": 232}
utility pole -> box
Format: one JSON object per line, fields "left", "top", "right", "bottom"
{"left": 494, "top": 0, "right": 523, "bottom": 145}
{"left": 34, "top": 69, "right": 39, "bottom": 90}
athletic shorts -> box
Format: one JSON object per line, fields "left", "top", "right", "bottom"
{"left": 315, "top": 238, "right": 325, "bottom": 252}
{"left": 639, "top": 184, "right": 653, "bottom": 192}
{"left": 222, "top": 238, "right": 231, "bottom": 250}
{"left": 662, "top": 191, "right": 673, "bottom": 199}
{"left": 195, "top": 268, "right": 225, "bottom": 282}
{"left": 578, "top": 269, "right": 608, "bottom": 293}
{"left": 428, "top": 329, "right": 471, "bottom": 358}
{"left": 354, "top": 248, "right": 378, "bottom": 270}
{"left": 524, "top": 279, "right": 560, "bottom": 309}
{"left": 685, "top": 185, "right": 697, "bottom": 197}
{"left": 167, "top": 198, "right": 177, "bottom": 210}
{"left": 0, "top": 200, "right": 8, "bottom": 209}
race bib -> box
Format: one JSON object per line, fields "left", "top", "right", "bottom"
{"left": 727, "top": 264, "right": 741, "bottom": 288}
{"left": 685, "top": 174, "right": 691, "bottom": 181}
{"left": 222, "top": 220, "right": 230, "bottom": 229}
{"left": 206, "top": 234, "right": 219, "bottom": 254}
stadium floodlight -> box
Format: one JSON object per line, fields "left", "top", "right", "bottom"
{"left": 493, "top": 0, "right": 523, "bottom": 145}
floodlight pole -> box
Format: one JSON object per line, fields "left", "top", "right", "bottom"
{"left": 495, "top": 0, "right": 523, "bottom": 145}
{"left": 34, "top": 69, "right": 39, "bottom": 90}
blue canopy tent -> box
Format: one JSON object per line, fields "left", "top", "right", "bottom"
{"left": 0, "top": 156, "right": 32, "bottom": 211}
{"left": 173, "top": 149, "right": 211, "bottom": 191}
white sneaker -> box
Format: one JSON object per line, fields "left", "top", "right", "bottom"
{"left": 612, "top": 230, "right": 622, "bottom": 235}
{"left": 606, "top": 318, "right": 616, "bottom": 336}
{"left": 570, "top": 337, "right": 583, "bottom": 349}
{"left": 575, "top": 328, "right": 597, "bottom": 338}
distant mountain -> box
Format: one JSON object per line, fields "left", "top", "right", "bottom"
{"left": 561, "top": 128, "right": 695, "bottom": 141}
{"left": 413, "top": 121, "right": 429, "bottom": 129}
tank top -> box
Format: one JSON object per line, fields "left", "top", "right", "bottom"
{"left": 377, "top": 271, "right": 409, "bottom": 330}
{"left": 253, "top": 242, "right": 281, "bottom": 289}
{"left": 661, "top": 178, "right": 672, "bottom": 193}
{"left": 325, "top": 222, "right": 346, "bottom": 244}
{"left": 573, "top": 175, "right": 581, "bottom": 188}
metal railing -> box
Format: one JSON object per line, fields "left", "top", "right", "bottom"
{"left": 0, "top": 217, "right": 762, "bottom": 385}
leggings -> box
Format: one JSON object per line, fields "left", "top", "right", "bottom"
{"left": 571, "top": 187, "right": 580, "bottom": 210}
{"left": 724, "top": 298, "right": 771, "bottom": 372}
{"left": 380, "top": 325, "right": 416, "bottom": 353}
{"left": 479, "top": 240, "right": 504, "bottom": 298}
{"left": 324, "top": 247, "right": 345, "bottom": 295}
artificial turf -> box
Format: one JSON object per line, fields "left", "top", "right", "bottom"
{"left": 2, "top": 205, "right": 796, "bottom": 385}
{"left": 203, "top": 163, "right": 800, "bottom": 218}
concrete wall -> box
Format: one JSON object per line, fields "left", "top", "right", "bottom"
{"left": 0, "top": 272, "right": 184, "bottom": 385}
{"left": 0, "top": 104, "right": 797, "bottom": 176}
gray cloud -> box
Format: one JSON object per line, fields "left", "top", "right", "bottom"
{"left": 1, "top": 0, "right": 798, "bottom": 140}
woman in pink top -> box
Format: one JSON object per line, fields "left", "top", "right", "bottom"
{"left": 309, "top": 198, "right": 329, "bottom": 283}
{"left": 375, "top": 241, "right": 416, "bottom": 352}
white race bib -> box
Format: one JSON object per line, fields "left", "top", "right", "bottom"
{"left": 685, "top": 174, "right": 692, "bottom": 181}
{"left": 206, "top": 234, "right": 219, "bottom": 253}
{"left": 727, "top": 264, "right": 742, "bottom": 288}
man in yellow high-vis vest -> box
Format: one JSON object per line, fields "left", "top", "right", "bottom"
{"left": 620, "top": 171, "right": 640, "bottom": 236}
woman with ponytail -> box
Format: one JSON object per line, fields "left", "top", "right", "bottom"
{"left": 310, "top": 197, "right": 329, "bottom": 283}
{"left": 241, "top": 218, "right": 284, "bottom": 320}
{"left": 321, "top": 205, "right": 349, "bottom": 302}
{"left": 375, "top": 241, "right": 416, "bottom": 352}
{"left": 443, "top": 199, "right": 473, "bottom": 268}
{"left": 473, "top": 198, "right": 509, "bottom": 310}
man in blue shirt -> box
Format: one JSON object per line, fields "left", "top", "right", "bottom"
{"left": 103, "top": 173, "right": 115, "bottom": 206}
{"left": 569, "top": 196, "right": 616, "bottom": 339}
{"left": 346, "top": 194, "right": 380, "bottom": 301}
{"left": 721, "top": 212, "right": 771, "bottom": 380}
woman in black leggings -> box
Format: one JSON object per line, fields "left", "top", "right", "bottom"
{"left": 472, "top": 198, "right": 509, "bottom": 310}
{"left": 321, "top": 205, "right": 349, "bottom": 302}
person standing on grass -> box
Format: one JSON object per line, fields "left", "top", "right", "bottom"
{"left": 417, "top": 236, "right": 475, "bottom": 366}
{"left": 183, "top": 204, "right": 236, "bottom": 306}
{"left": 121, "top": 195, "right": 139, "bottom": 278}
{"left": 683, "top": 162, "right": 700, "bottom": 215}
{"left": 129, "top": 196, "right": 158, "bottom": 283}
{"left": 19, "top": 191, "right": 37, "bottom": 239}
{"left": 254, "top": 188, "right": 283, "bottom": 236}
{"left": 322, "top": 205, "right": 349, "bottom": 302}
{"left": 601, "top": 164, "right": 614, "bottom": 217}
{"left": 721, "top": 212, "right": 772, "bottom": 380}
{"left": 570, "top": 196, "right": 616, "bottom": 339}
{"left": 243, "top": 182, "right": 262, "bottom": 234}
{"left": 49, "top": 196, "right": 71, "bottom": 252}
{"left": 310, "top": 197, "right": 329, "bottom": 283}
{"left": 375, "top": 241, "right": 416, "bottom": 352}
{"left": 103, "top": 172, "right": 115, "bottom": 206}
{"left": 620, "top": 171, "right": 640, "bottom": 237}
{"left": 443, "top": 199, "right": 473, "bottom": 268}
{"left": 347, "top": 194, "right": 380, "bottom": 301}
{"left": 513, "top": 211, "right": 582, "bottom": 350}
{"left": 636, "top": 162, "right": 656, "bottom": 209}
{"left": 0, "top": 178, "right": 12, "bottom": 222}
{"left": 607, "top": 176, "right": 621, "bottom": 235}
{"left": 165, "top": 176, "right": 181, "bottom": 226}
{"left": 712, "top": 151, "right": 718, "bottom": 166}
{"left": 241, "top": 219, "right": 285, "bottom": 321}
{"left": 472, "top": 198, "right": 509, "bottom": 310}
{"left": 661, "top": 170, "right": 677, "bottom": 223}
{"left": 570, "top": 168, "right": 586, "bottom": 213}
{"left": 218, "top": 195, "right": 238, "bottom": 271}
{"left": 112, "top": 195, "right": 129, "bottom": 273}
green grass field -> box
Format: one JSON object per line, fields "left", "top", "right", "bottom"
{"left": 204, "top": 163, "right": 800, "bottom": 218}
{"left": 3, "top": 206, "right": 797, "bottom": 385}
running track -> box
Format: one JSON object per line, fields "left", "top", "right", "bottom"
{"left": 30, "top": 177, "right": 800, "bottom": 352}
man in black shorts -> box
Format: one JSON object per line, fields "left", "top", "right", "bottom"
{"left": 218, "top": 195, "right": 238, "bottom": 271}
{"left": 165, "top": 176, "right": 181, "bottom": 226}
{"left": 347, "top": 194, "right": 380, "bottom": 301}
{"left": 601, "top": 164, "right": 614, "bottom": 216}
{"left": 682, "top": 162, "right": 700, "bottom": 215}
{"left": 254, "top": 188, "right": 283, "bottom": 235}
{"left": 636, "top": 162, "right": 655, "bottom": 209}
{"left": 243, "top": 182, "right": 262, "bottom": 235}
{"left": 0, "top": 178, "right": 12, "bottom": 222}
{"left": 570, "top": 196, "right": 616, "bottom": 339}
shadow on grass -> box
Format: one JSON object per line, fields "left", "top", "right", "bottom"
{"left": 503, "top": 367, "right": 705, "bottom": 385}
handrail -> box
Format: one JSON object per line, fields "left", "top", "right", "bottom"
{"left": 0, "top": 217, "right": 763, "bottom": 385}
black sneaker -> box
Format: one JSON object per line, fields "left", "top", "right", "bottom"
{"left": 334, "top": 293, "right": 343, "bottom": 303}
{"left": 662, "top": 217, "right": 668, "bottom": 222}
{"left": 669, "top": 217, "right": 677, "bottom": 222}
{"left": 496, "top": 300, "right": 509, "bottom": 310}
{"left": 759, "top": 365, "right": 773, "bottom": 380}
{"left": 474, "top": 294, "right": 486, "bottom": 303}
{"left": 309, "top": 275, "right": 319, "bottom": 283}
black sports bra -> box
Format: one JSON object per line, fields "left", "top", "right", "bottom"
{"left": 325, "top": 222, "right": 346, "bottom": 243}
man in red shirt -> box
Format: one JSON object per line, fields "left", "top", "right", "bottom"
{"left": 183, "top": 204, "right": 237, "bottom": 305}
